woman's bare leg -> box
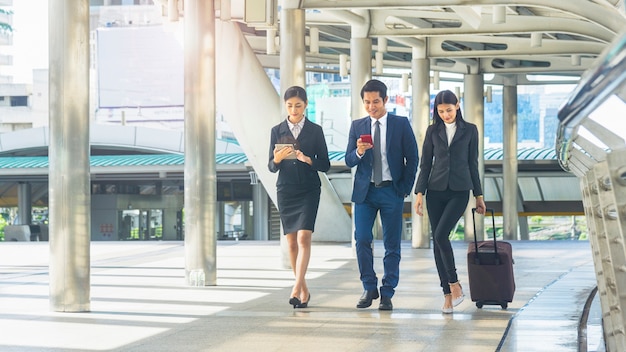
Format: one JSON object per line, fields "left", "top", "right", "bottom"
{"left": 294, "top": 230, "right": 312, "bottom": 302}
{"left": 285, "top": 232, "right": 299, "bottom": 298}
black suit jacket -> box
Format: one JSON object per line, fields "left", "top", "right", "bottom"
{"left": 414, "top": 119, "right": 483, "bottom": 196}
{"left": 268, "top": 118, "right": 330, "bottom": 189}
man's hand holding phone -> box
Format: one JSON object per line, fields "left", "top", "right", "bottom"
{"left": 357, "top": 134, "right": 374, "bottom": 156}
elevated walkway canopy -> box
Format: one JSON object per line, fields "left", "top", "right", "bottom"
{"left": 0, "top": 125, "right": 581, "bottom": 214}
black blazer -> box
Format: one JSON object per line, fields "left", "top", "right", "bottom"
{"left": 414, "top": 119, "right": 483, "bottom": 196}
{"left": 268, "top": 118, "right": 330, "bottom": 189}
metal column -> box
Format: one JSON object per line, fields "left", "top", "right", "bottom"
{"left": 252, "top": 183, "right": 269, "bottom": 240}
{"left": 411, "top": 55, "right": 430, "bottom": 249}
{"left": 48, "top": 0, "right": 91, "bottom": 312}
{"left": 184, "top": 0, "right": 217, "bottom": 286}
{"left": 503, "top": 81, "right": 519, "bottom": 240}
{"left": 17, "top": 182, "right": 32, "bottom": 225}
{"left": 463, "top": 74, "right": 485, "bottom": 240}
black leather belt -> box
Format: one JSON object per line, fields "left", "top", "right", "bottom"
{"left": 371, "top": 181, "right": 392, "bottom": 188}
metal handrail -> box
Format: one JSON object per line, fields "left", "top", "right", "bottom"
{"left": 556, "top": 29, "right": 626, "bottom": 172}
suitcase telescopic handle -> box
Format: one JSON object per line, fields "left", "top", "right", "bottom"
{"left": 472, "top": 208, "right": 499, "bottom": 264}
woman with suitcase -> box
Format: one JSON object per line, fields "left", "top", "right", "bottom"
{"left": 414, "top": 89, "right": 486, "bottom": 313}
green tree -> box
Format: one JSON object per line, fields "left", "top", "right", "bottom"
{"left": 0, "top": 214, "right": 7, "bottom": 241}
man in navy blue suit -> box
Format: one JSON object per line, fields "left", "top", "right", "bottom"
{"left": 345, "top": 79, "right": 419, "bottom": 310}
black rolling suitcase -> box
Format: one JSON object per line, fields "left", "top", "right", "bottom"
{"left": 467, "top": 208, "right": 515, "bottom": 309}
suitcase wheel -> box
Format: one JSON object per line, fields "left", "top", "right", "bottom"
{"left": 475, "top": 301, "right": 508, "bottom": 309}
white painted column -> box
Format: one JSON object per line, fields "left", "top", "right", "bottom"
{"left": 463, "top": 74, "right": 485, "bottom": 240}
{"left": 503, "top": 79, "right": 519, "bottom": 240}
{"left": 411, "top": 52, "right": 430, "bottom": 249}
{"left": 49, "top": 0, "right": 91, "bottom": 312}
{"left": 183, "top": 0, "right": 217, "bottom": 286}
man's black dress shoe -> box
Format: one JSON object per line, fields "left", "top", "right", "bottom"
{"left": 356, "top": 289, "right": 379, "bottom": 308}
{"left": 379, "top": 296, "right": 393, "bottom": 311}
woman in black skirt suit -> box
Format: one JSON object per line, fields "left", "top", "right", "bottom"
{"left": 268, "top": 86, "right": 330, "bottom": 309}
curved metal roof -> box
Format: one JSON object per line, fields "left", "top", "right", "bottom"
{"left": 0, "top": 154, "right": 251, "bottom": 169}
{"left": 484, "top": 147, "right": 556, "bottom": 161}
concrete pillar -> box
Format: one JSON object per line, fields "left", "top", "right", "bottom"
{"left": 463, "top": 74, "right": 485, "bottom": 240}
{"left": 162, "top": 208, "right": 177, "bottom": 240}
{"left": 183, "top": 0, "right": 217, "bottom": 286}
{"left": 253, "top": 183, "right": 269, "bottom": 240}
{"left": 17, "top": 182, "right": 32, "bottom": 225}
{"left": 279, "top": 8, "right": 306, "bottom": 90}
{"left": 243, "top": 201, "right": 253, "bottom": 239}
{"left": 145, "top": 209, "right": 152, "bottom": 240}
{"left": 349, "top": 36, "right": 372, "bottom": 249}
{"left": 349, "top": 38, "right": 371, "bottom": 121}
{"left": 411, "top": 54, "right": 430, "bottom": 249}
{"left": 168, "top": 0, "right": 179, "bottom": 22}
{"left": 278, "top": 6, "right": 306, "bottom": 267}
{"left": 503, "top": 79, "right": 519, "bottom": 240}
{"left": 218, "top": 202, "right": 225, "bottom": 239}
{"left": 49, "top": 0, "right": 91, "bottom": 312}
{"left": 518, "top": 204, "right": 529, "bottom": 240}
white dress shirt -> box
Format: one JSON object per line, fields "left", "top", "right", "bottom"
{"left": 445, "top": 121, "right": 457, "bottom": 146}
{"left": 288, "top": 118, "right": 305, "bottom": 139}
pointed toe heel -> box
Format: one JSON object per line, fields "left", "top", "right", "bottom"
{"left": 295, "top": 294, "right": 310, "bottom": 309}
{"left": 449, "top": 282, "right": 465, "bottom": 307}
{"left": 289, "top": 297, "right": 301, "bottom": 309}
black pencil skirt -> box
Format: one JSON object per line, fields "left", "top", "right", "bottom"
{"left": 276, "top": 185, "right": 321, "bottom": 235}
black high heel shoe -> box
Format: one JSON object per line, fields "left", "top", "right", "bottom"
{"left": 289, "top": 297, "right": 301, "bottom": 308}
{"left": 295, "top": 294, "right": 310, "bottom": 309}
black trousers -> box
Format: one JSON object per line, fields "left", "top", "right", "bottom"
{"left": 426, "top": 189, "right": 469, "bottom": 294}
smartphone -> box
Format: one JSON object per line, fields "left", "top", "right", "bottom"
{"left": 360, "top": 134, "right": 373, "bottom": 145}
{"left": 275, "top": 143, "right": 296, "bottom": 159}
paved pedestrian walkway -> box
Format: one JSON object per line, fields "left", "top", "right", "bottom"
{"left": 0, "top": 240, "right": 599, "bottom": 351}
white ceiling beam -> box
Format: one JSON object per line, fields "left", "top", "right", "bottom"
{"left": 303, "top": 0, "right": 625, "bottom": 34}
{"left": 450, "top": 6, "right": 483, "bottom": 29}
{"left": 427, "top": 36, "right": 605, "bottom": 58}
{"left": 369, "top": 13, "right": 615, "bottom": 44}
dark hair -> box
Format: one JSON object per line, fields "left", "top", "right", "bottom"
{"left": 360, "top": 79, "right": 387, "bottom": 100}
{"left": 284, "top": 86, "right": 307, "bottom": 103}
{"left": 432, "top": 89, "right": 464, "bottom": 125}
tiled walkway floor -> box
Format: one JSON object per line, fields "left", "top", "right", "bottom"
{"left": 0, "top": 240, "right": 599, "bottom": 351}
